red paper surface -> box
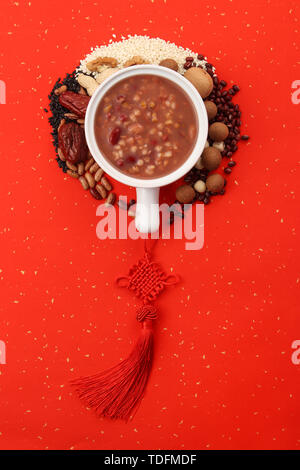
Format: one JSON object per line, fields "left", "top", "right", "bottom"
{"left": 0, "top": 0, "right": 299, "bottom": 451}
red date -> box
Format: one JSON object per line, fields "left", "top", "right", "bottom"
{"left": 58, "top": 122, "right": 88, "bottom": 163}
{"left": 59, "top": 91, "right": 90, "bottom": 118}
{"left": 109, "top": 127, "right": 121, "bottom": 145}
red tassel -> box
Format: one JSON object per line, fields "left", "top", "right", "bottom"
{"left": 72, "top": 241, "right": 179, "bottom": 420}
{"left": 72, "top": 307, "right": 156, "bottom": 420}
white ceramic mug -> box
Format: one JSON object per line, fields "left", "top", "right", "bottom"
{"left": 85, "top": 64, "right": 208, "bottom": 233}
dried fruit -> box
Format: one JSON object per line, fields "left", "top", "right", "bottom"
{"left": 59, "top": 91, "right": 90, "bottom": 118}
{"left": 109, "top": 127, "right": 121, "bottom": 145}
{"left": 58, "top": 122, "right": 88, "bottom": 163}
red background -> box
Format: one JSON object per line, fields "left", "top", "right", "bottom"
{"left": 0, "top": 0, "right": 299, "bottom": 451}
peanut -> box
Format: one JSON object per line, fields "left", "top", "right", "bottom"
{"left": 95, "top": 67, "right": 119, "bottom": 84}
{"left": 77, "top": 73, "right": 99, "bottom": 97}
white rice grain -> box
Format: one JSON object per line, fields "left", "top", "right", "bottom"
{"left": 77, "top": 35, "right": 213, "bottom": 78}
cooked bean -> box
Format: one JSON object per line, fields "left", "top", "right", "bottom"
{"left": 94, "top": 74, "right": 197, "bottom": 178}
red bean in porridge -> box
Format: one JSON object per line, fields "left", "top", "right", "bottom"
{"left": 94, "top": 74, "right": 198, "bottom": 178}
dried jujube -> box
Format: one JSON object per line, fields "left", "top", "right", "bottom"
{"left": 58, "top": 122, "right": 88, "bottom": 163}
{"left": 59, "top": 91, "right": 90, "bottom": 118}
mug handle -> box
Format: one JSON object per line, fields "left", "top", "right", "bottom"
{"left": 135, "top": 187, "right": 160, "bottom": 233}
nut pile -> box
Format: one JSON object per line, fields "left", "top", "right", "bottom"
{"left": 48, "top": 72, "right": 116, "bottom": 203}
{"left": 177, "top": 71, "right": 249, "bottom": 206}
{"left": 47, "top": 36, "right": 249, "bottom": 212}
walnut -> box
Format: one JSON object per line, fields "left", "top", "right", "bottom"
{"left": 86, "top": 57, "right": 118, "bottom": 72}
{"left": 123, "top": 56, "right": 147, "bottom": 67}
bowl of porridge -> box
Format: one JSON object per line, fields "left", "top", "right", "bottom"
{"left": 85, "top": 64, "right": 208, "bottom": 232}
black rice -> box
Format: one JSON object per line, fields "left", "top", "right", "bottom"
{"left": 47, "top": 69, "right": 80, "bottom": 173}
